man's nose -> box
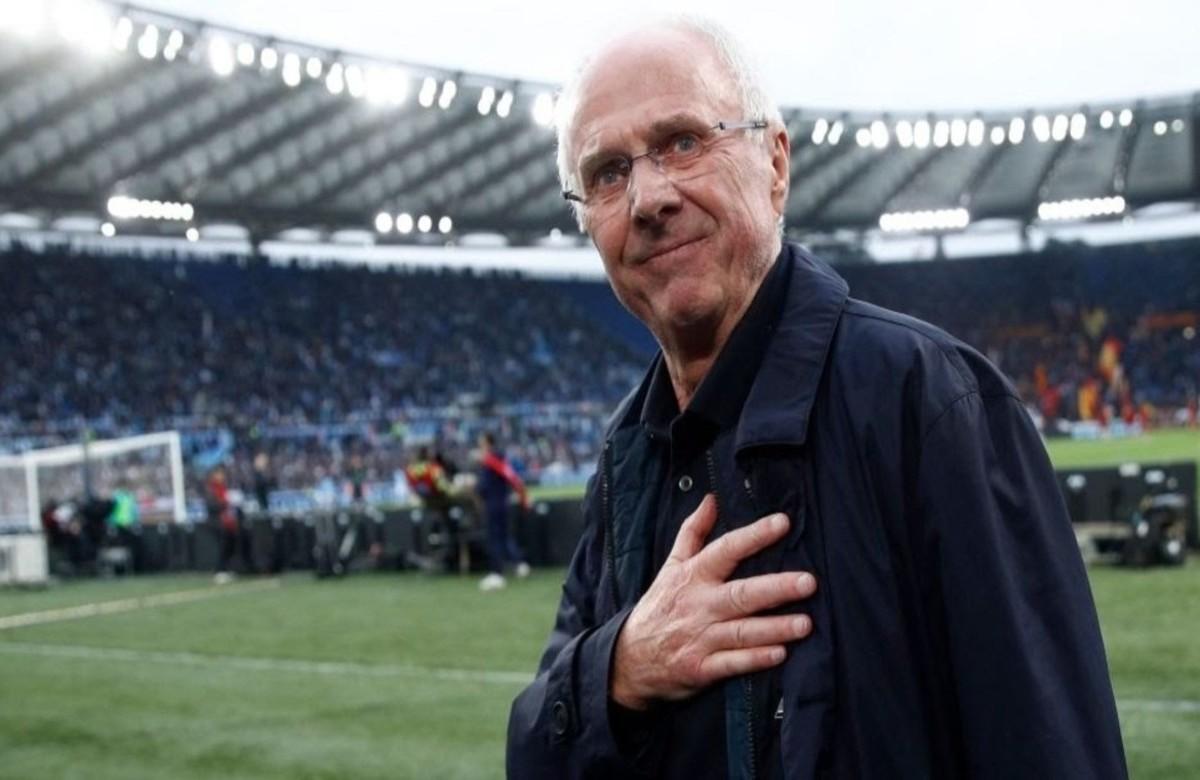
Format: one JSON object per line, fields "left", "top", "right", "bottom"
{"left": 628, "top": 156, "right": 682, "bottom": 227}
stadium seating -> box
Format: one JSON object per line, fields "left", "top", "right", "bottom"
{"left": 1, "top": 238, "right": 1197, "bottom": 504}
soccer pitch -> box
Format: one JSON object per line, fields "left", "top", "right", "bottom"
{"left": 1, "top": 430, "right": 1197, "bottom": 779}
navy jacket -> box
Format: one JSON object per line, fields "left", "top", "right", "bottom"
{"left": 508, "top": 245, "right": 1127, "bottom": 778}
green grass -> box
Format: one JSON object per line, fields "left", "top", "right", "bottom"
{"left": 0, "top": 573, "right": 559, "bottom": 779}
{"left": 1, "top": 563, "right": 1198, "bottom": 778}
{"left": 2, "top": 432, "right": 1196, "bottom": 778}
{"left": 529, "top": 429, "right": 1200, "bottom": 504}
{"left": 1045, "top": 428, "right": 1200, "bottom": 470}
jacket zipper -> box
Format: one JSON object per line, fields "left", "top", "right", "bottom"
{"left": 744, "top": 467, "right": 758, "bottom": 780}
{"left": 601, "top": 440, "right": 620, "bottom": 610}
{"left": 713, "top": 449, "right": 757, "bottom": 780}
{"left": 705, "top": 449, "right": 722, "bottom": 527}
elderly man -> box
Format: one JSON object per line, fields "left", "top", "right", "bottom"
{"left": 508, "top": 17, "right": 1126, "bottom": 779}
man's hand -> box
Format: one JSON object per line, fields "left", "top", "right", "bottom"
{"left": 610, "top": 494, "right": 816, "bottom": 710}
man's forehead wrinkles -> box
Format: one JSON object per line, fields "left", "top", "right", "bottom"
{"left": 575, "top": 103, "right": 707, "bottom": 160}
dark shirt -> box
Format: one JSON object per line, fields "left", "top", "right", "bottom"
{"left": 477, "top": 451, "right": 514, "bottom": 509}
{"left": 614, "top": 251, "right": 792, "bottom": 778}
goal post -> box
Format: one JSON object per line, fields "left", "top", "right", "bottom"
{"left": 0, "top": 430, "right": 187, "bottom": 533}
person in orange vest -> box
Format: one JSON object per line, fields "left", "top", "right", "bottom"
{"left": 405, "top": 447, "right": 457, "bottom": 571}
{"left": 404, "top": 447, "right": 452, "bottom": 501}
{"left": 476, "top": 432, "right": 531, "bottom": 591}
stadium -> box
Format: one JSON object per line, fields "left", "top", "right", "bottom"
{"left": 0, "top": 1, "right": 1197, "bottom": 777}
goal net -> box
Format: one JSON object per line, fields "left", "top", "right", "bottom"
{"left": 0, "top": 431, "right": 186, "bottom": 533}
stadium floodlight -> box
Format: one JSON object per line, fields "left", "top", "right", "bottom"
{"left": 107, "top": 195, "right": 194, "bottom": 222}
{"left": 811, "top": 118, "right": 829, "bottom": 145}
{"left": 365, "top": 66, "right": 407, "bottom": 106}
{"left": 496, "top": 90, "right": 514, "bottom": 118}
{"left": 827, "top": 120, "right": 844, "bottom": 145}
{"left": 878, "top": 207, "right": 970, "bottom": 233}
{"left": 949, "top": 118, "right": 967, "bottom": 147}
{"left": 57, "top": 0, "right": 114, "bottom": 55}
{"left": 1171, "top": 119, "right": 1184, "bottom": 133}
{"left": 260, "top": 46, "right": 278, "bottom": 69}
{"left": 345, "top": 65, "right": 366, "bottom": 98}
{"left": 113, "top": 16, "right": 133, "bottom": 51}
{"left": 306, "top": 56, "right": 323, "bottom": 79}
{"left": 895, "top": 120, "right": 912, "bottom": 148}
{"left": 1032, "top": 114, "right": 1050, "bottom": 142}
{"left": 913, "top": 119, "right": 930, "bottom": 149}
{"left": 438, "top": 79, "right": 458, "bottom": 110}
{"left": 236, "top": 41, "right": 255, "bottom": 67}
{"left": 186, "top": 227, "right": 199, "bottom": 242}
{"left": 989, "top": 125, "right": 1005, "bottom": 145}
{"left": 325, "top": 63, "right": 345, "bottom": 95}
{"left": 477, "top": 86, "right": 496, "bottom": 115}
{"left": 1007, "top": 117, "right": 1025, "bottom": 144}
{"left": 374, "top": 211, "right": 393, "bottom": 233}
{"left": 282, "top": 52, "right": 302, "bottom": 87}
{"left": 417, "top": 215, "right": 432, "bottom": 233}
{"left": 136, "top": 23, "right": 159, "bottom": 59}
{"left": 967, "top": 118, "right": 985, "bottom": 147}
{"left": 1099, "top": 110, "right": 1114, "bottom": 129}
{"left": 438, "top": 216, "right": 453, "bottom": 234}
{"left": 532, "top": 93, "right": 555, "bottom": 127}
{"left": 1037, "top": 195, "right": 1126, "bottom": 222}
{"left": 418, "top": 77, "right": 438, "bottom": 108}
{"left": 208, "top": 36, "right": 236, "bottom": 77}
{"left": 854, "top": 127, "right": 871, "bottom": 148}
{"left": 1118, "top": 108, "right": 1133, "bottom": 127}
{"left": 1069, "top": 113, "right": 1086, "bottom": 141}
{"left": 1051, "top": 114, "right": 1069, "bottom": 142}
{"left": 932, "top": 120, "right": 950, "bottom": 148}
{"left": 869, "top": 120, "right": 889, "bottom": 149}
{"left": 107, "top": 196, "right": 129, "bottom": 218}
{"left": 162, "top": 29, "right": 184, "bottom": 61}
{"left": 325, "top": 62, "right": 345, "bottom": 95}
{"left": 396, "top": 212, "right": 414, "bottom": 234}
{"left": 1152, "top": 121, "right": 1167, "bottom": 136}
{"left": 100, "top": 221, "right": 115, "bottom": 237}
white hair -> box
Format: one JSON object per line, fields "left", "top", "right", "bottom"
{"left": 554, "top": 16, "right": 784, "bottom": 228}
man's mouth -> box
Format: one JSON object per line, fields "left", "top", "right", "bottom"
{"left": 634, "top": 235, "right": 707, "bottom": 265}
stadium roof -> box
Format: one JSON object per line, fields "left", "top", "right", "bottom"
{"left": 0, "top": 2, "right": 1196, "bottom": 249}
{"left": 145, "top": 0, "right": 1200, "bottom": 114}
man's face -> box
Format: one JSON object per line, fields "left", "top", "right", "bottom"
{"left": 568, "top": 28, "right": 789, "bottom": 345}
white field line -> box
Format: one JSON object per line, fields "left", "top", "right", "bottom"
{"left": 0, "top": 641, "right": 532, "bottom": 686}
{"left": 0, "top": 640, "right": 1194, "bottom": 704}
{"left": 0, "top": 579, "right": 282, "bottom": 631}
{"left": 1117, "top": 698, "right": 1200, "bottom": 714}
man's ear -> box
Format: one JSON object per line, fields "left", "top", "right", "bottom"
{"left": 768, "top": 126, "right": 790, "bottom": 216}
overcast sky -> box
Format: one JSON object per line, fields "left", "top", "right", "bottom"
{"left": 139, "top": 0, "right": 1197, "bottom": 112}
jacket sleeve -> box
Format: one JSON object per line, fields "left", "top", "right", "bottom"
{"left": 916, "top": 391, "right": 1128, "bottom": 778}
{"left": 506, "top": 476, "right": 660, "bottom": 778}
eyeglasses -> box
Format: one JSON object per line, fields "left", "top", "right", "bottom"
{"left": 562, "top": 118, "right": 767, "bottom": 214}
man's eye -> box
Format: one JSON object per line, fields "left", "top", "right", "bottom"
{"left": 670, "top": 133, "right": 701, "bottom": 154}
{"left": 592, "top": 161, "right": 629, "bottom": 191}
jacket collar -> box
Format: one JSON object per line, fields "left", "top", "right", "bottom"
{"left": 734, "top": 244, "right": 848, "bottom": 452}
{"left": 605, "top": 243, "right": 849, "bottom": 451}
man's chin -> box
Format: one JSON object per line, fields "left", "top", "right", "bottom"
{"left": 653, "top": 293, "right": 726, "bottom": 339}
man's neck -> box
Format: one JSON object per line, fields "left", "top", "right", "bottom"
{"left": 659, "top": 256, "right": 776, "bottom": 411}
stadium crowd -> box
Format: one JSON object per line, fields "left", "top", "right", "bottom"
{"left": 2, "top": 238, "right": 1197, "bottom": 504}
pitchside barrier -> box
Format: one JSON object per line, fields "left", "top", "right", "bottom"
{"left": 31, "top": 461, "right": 1196, "bottom": 578}
{"left": 1057, "top": 461, "right": 1198, "bottom": 550}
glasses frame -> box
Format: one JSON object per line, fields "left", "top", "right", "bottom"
{"left": 562, "top": 118, "right": 768, "bottom": 206}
